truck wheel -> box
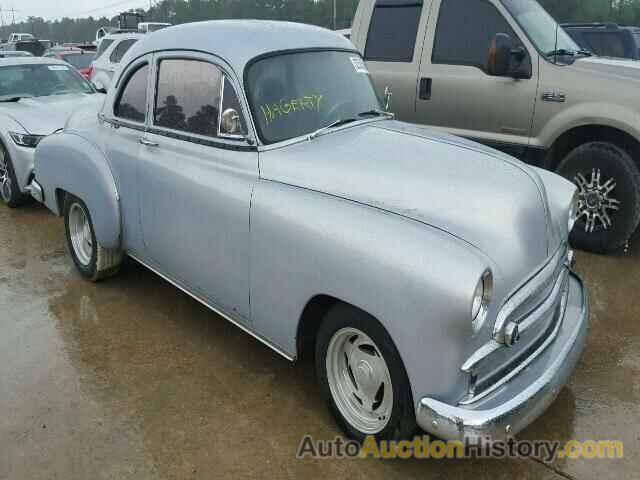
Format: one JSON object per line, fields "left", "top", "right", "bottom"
{"left": 557, "top": 142, "right": 640, "bottom": 253}
{"left": 63, "top": 194, "right": 122, "bottom": 281}
{"left": 0, "top": 143, "right": 27, "bottom": 208}
{"left": 316, "top": 303, "right": 416, "bottom": 443}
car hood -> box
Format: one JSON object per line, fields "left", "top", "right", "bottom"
{"left": 571, "top": 55, "right": 640, "bottom": 82}
{"left": 0, "top": 93, "right": 104, "bottom": 135}
{"left": 260, "top": 120, "right": 559, "bottom": 285}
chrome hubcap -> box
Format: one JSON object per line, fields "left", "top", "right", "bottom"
{"left": 68, "top": 203, "right": 94, "bottom": 266}
{"left": 0, "top": 148, "right": 12, "bottom": 203}
{"left": 574, "top": 168, "right": 621, "bottom": 233}
{"left": 326, "top": 328, "right": 393, "bottom": 434}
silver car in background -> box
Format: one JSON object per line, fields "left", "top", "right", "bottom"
{"left": 32, "top": 21, "right": 588, "bottom": 443}
{"left": 0, "top": 57, "right": 103, "bottom": 207}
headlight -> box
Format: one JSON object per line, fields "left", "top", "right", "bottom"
{"left": 9, "top": 132, "right": 45, "bottom": 148}
{"left": 568, "top": 190, "right": 580, "bottom": 232}
{"left": 471, "top": 270, "right": 493, "bottom": 323}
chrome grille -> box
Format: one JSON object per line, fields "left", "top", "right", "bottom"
{"left": 460, "top": 245, "right": 572, "bottom": 405}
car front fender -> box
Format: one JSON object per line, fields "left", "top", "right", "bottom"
{"left": 250, "top": 180, "right": 494, "bottom": 406}
{"left": 34, "top": 132, "right": 121, "bottom": 249}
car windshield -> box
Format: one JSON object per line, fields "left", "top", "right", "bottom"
{"left": 62, "top": 53, "right": 95, "bottom": 69}
{"left": 0, "top": 63, "right": 94, "bottom": 99}
{"left": 502, "top": 0, "right": 581, "bottom": 55}
{"left": 245, "top": 50, "right": 383, "bottom": 144}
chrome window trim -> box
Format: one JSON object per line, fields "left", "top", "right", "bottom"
{"left": 150, "top": 55, "right": 254, "bottom": 149}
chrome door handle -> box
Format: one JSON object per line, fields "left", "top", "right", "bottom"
{"left": 139, "top": 138, "right": 159, "bottom": 147}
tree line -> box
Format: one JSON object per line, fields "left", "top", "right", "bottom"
{"left": 1, "top": 0, "right": 639, "bottom": 45}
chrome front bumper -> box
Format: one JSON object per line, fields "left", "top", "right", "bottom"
{"left": 416, "top": 272, "right": 588, "bottom": 441}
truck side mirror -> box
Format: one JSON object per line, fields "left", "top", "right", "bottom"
{"left": 487, "top": 33, "right": 512, "bottom": 77}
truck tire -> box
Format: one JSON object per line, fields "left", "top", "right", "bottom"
{"left": 63, "top": 194, "right": 122, "bottom": 281}
{"left": 0, "top": 143, "right": 28, "bottom": 208}
{"left": 315, "top": 303, "right": 416, "bottom": 443}
{"left": 557, "top": 142, "right": 640, "bottom": 253}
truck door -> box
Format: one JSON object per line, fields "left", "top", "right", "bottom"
{"left": 358, "top": 0, "right": 432, "bottom": 124}
{"left": 417, "top": 0, "right": 539, "bottom": 156}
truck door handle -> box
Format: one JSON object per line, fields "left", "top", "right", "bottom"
{"left": 419, "top": 77, "right": 432, "bottom": 100}
{"left": 139, "top": 138, "right": 159, "bottom": 147}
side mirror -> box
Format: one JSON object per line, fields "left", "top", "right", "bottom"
{"left": 383, "top": 85, "right": 392, "bottom": 112}
{"left": 487, "top": 33, "right": 512, "bottom": 77}
{"left": 220, "top": 108, "right": 242, "bottom": 136}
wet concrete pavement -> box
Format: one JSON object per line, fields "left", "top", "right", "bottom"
{"left": 0, "top": 202, "right": 638, "bottom": 480}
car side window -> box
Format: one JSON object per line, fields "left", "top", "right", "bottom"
{"left": 154, "top": 58, "right": 246, "bottom": 139}
{"left": 95, "top": 39, "right": 114, "bottom": 60}
{"left": 114, "top": 63, "right": 148, "bottom": 123}
{"left": 364, "top": 1, "right": 423, "bottom": 62}
{"left": 433, "top": 0, "right": 522, "bottom": 72}
{"left": 110, "top": 39, "right": 138, "bottom": 64}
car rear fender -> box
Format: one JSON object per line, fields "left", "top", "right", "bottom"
{"left": 34, "top": 132, "right": 121, "bottom": 249}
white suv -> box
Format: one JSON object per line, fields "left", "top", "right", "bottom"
{"left": 90, "top": 33, "right": 142, "bottom": 91}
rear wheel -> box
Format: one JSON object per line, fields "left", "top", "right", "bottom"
{"left": 315, "top": 303, "right": 416, "bottom": 442}
{"left": 64, "top": 194, "right": 122, "bottom": 281}
{"left": 0, "top": 143, "right": 27, "bottom": 208}
{"left": 557, "top": 142, "right": 640, "bottom": 253}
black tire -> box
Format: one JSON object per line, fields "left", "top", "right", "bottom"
{"left": 0, "top": 142, "right": 28, "bottom": 208}
{"left": 315, "top": 303, "right": 416, "bottom": 443}
{"left": 557, "top": 142, "right": 640, "bottom": 253}
{"left": 63, "top": 194, "right": 122, "bottom": 281}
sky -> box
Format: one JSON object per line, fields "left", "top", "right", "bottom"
{"left": 1, "top": 0, "right": 153, "bottom": 23}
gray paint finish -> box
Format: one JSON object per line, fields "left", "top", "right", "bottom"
{"left": 33, "top": 20, "right": 588, "bottom": 441}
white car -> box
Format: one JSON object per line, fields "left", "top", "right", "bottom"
{"left": 90, "top": 32, "right": 142, "bottom": 91}
{"left": 0, "top": 57, "right": 104, "bottom": 207}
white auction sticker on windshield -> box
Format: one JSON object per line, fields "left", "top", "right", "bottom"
{"left": 350, "top": 56, "right": 369, "bottom": 74}
{"left": 48, "top": 65, "right": 69, "bottom": 71}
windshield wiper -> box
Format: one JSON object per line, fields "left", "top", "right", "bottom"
{"left": 308, "top": 118, "right": 357, "bottom": 140}
{"left": 358, "top": 109, "right": 395, "bottom": 119}
{"left": 546, "top": 48, "right": 577, "bottom": 57}
{"left": 0, "top": 94, "right": 33, "bottom": 102}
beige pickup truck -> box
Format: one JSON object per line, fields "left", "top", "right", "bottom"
{"left": 351, "top": 0, "right": 640, "bottom": 253}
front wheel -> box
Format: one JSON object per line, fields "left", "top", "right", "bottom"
{"left": 64, "top": 194, "right": 123, "bottom": 281}
{"left": 315, "top": 303, "right": 416, "bottom": 442}
{"left": 557, "top": 142, "right": 640, "bottom": 253}
{"left": 0, "top": 143, "right": 28, "bottom": 208}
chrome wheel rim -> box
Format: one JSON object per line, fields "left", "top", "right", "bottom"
{"left": 0, "top": 148, "right": 12, "bottom": 203}
{"left": 68, "top": 203, "right": 93, "bottom": 266}
{"left": 574, "top": 168, "right": 621, "bottom": 233}
{"left": 326, "top": 327, "right": 393, "bottom": 434}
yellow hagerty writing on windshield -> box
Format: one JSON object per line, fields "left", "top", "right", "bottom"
{"left": 260, "top": 95, "right": 324, "bottom": 125}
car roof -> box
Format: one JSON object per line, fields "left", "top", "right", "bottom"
{"left": 0, "top": 57, "right": 69, "bottom": 67}
{"left": 102, "top": 32, "right": 144, "bottom": 41}
{"left": 124, "top": 20, "right": 354, "bottom": 74}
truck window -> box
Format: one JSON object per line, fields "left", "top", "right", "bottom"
{"left": 433, "top": 0, "right": 521, "bottom": 72}
{"left": 583, "top": 32, "right": 626, "bottom": 58}
{"left": 364, "top": 0, "right": 423, "bottom": 62}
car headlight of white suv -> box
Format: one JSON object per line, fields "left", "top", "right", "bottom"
{"left": 9, "top": 131, "right": 45, "bottom": 148}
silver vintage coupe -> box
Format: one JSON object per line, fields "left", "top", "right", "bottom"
{"left": 32, "top": 21, "right": 589, "bottom": 443}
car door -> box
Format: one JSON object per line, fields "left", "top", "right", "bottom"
{"left": 358, "top": 0, "right": 432, "bottom": 123}
{"left": 100, "top": 54, "right": 152, "bottom": 256}
{"left": 137, "top": 52, "right": 258, "bottom": 323}
{"left": 417, "top": 0, "right": 539, "bottom": 155}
